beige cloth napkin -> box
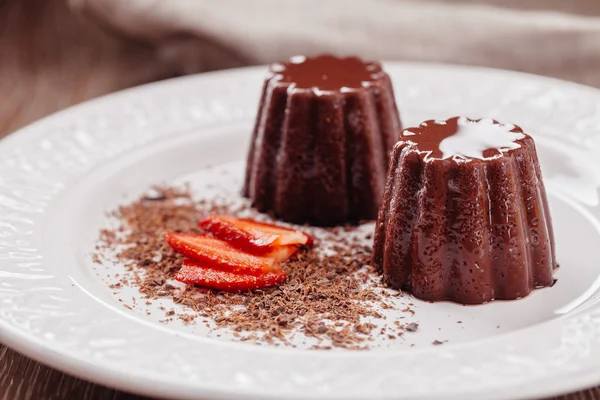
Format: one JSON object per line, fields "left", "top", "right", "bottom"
{"left": 69, "top": 0, "right": 600, "bottom": 86}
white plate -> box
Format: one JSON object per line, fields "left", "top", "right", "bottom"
{"left": 2, "top": 62, "right": 600, "bottom": 400}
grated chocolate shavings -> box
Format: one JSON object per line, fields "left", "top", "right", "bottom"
{"left": 95, "top": 186, "right": 415, "bottom": 349}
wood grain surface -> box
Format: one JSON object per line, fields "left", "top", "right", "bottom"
{"left": 1, "top": 1, "right": 600, "bottom": 399}
{"left": 0, "top": 0, "right": 171, "bottom": 137}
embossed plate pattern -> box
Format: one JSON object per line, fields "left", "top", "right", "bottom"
{"left": 2, "top": 63, "right": 600, "bottom": 399}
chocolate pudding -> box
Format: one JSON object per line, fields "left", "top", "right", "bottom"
{"left": 243, "top": 55, "right": 402, "bottom": 226}
{"left": 373, "top": 117, "right": 558, "bottom": 304}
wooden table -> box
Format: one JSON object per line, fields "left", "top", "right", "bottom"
{"left": 1, "top": 1, "right": 600, "bottom": 399}
{"left": 0, "top": 1, "right": 168, "bottom": 398}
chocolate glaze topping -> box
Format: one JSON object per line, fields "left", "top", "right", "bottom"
{"left": 401, "top": 116, "right": 526, "bottom": 160}
{"left": 270, "top": 55, "right": 384, "bottom": 92}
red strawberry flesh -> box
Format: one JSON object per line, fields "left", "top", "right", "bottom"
{"left": 175, "top": 259, "right": 287, "bottom": 292}
{"left": 165, "top": 232, "right": 278, "bottom": 275}
{"left": 198, "top": 216, "right": 312, "bottom": 257}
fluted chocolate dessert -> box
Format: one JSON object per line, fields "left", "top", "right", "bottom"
{"left": 373, "top": 117, "right": 557, "bottom": 304}
{"left": 243, "top": 55, "right": 401, "bottom": 225}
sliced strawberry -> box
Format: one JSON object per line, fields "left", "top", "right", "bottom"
{"left": 267, "top": 245, "right": 299, "bottom": 263}
{"left": 175, "top": 259, "right": 287, "bottom": 292}
{"left": 198, "top": 216, "right": 313, "bottom": 257}
{"left": 165, "top": 232, "right": 278, "bottom": 275}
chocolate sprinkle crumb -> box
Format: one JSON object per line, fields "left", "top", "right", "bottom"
{"left": 405, "top": 322, "right": 419, "bottom": 332}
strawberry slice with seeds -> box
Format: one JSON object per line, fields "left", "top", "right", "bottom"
{"left": 198, "top": 216, "right": 313, "bottom": 257}
{"left": 175, "top": 259, "right": 287, "bottom": 292}
{"left": 165, "top": 232, "right": 280, "bottom": 275}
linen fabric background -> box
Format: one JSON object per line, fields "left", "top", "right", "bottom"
{"left": 69, "top": 0, "right": 600, "bottom": 86}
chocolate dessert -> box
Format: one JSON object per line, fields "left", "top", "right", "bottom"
{"left": 373, "top": 117, "right": 557, "bottom": 304}
{"left": 243, "top": 55, "right": 402, "bottom": 226}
